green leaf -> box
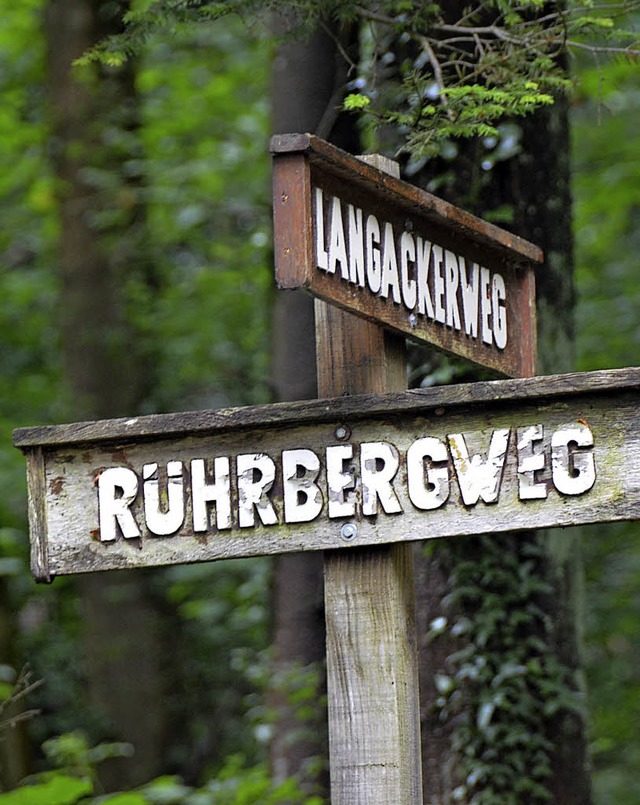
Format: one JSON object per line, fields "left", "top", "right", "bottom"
{"left": 0, "top": 776, "right": 92, "bottom": 805}
{"left": 98, "top": 794, "right": 148, "bottom": 805}
{"left": 344, "top": 93, "right": 371, "bottom": 111}
{"left": 0, "top": 681, "right": 14, "bottom": 701}
{"left": 573, "top": 15, "right": 615, "bottom": 30}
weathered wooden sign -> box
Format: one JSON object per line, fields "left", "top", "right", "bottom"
{"left": 271, "top": 133, "right": 543, "bottom": 378}
{"left": 14, "top": 367, "right": 640, "bottom": 582}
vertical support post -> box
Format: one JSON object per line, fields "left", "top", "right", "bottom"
{"left": 317, "top": 155, "right": 423, "bottom": 804}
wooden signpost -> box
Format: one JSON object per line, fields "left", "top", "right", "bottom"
{"left": 271, "top": 133, "right": 542, "bottom": 378}
{"left": 13, "top": 135, "right": 640, "bottom": 804}
{"left": 13, "top": 366, "right": 640, "bottom": 583}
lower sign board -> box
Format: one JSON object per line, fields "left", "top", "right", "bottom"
{"left": 13, "top": 367, "right": 640, "bottom": 582}
{"left": 271, "top": 133, "right": 542, "bottom": 378}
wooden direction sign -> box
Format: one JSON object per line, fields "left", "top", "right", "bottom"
{"left": 271, "top": 133, "right": 542, "bottom": 378}
{"left": 14, "top": 367, "right": 640, "bottom": 583}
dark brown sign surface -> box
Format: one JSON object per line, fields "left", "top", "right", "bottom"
{"left": 271, "top": 133, "right": 542, "bottom": 378}
{"left": 14, "top": 368, "right": 640, "bottom": 582}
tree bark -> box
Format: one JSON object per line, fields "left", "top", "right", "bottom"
{"left": 514, "top": 101, "right": 591, "bottom": 805}
{"left": 45, "top": 0, "right": 167, "bottom": 790}
{"left": 414, "top": 96, "right": 592, "bottom": 805}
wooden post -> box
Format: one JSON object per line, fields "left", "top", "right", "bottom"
{"left": 317, "top": 155, "right": 423, "bottom": 804}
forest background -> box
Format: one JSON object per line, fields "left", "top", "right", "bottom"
{"left": 0, "top": 1, "right": 638, "bottom": 803}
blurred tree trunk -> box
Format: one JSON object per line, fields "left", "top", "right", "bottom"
{"left": 269, "top": 16, "right": 359, "bottom": 796}
{"left": 45, "top": 0, "right": 167, "bottom": 790}
{"left": 396, "top": 1, "right": 591, "bottom": 799}
{"left": 515, "top": 100, "right": 590, "bottom": 805}
{"left": 413, "top": 91, "right": 592, "bottom": 805}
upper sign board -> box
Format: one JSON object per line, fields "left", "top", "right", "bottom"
{"left": 271, "top": 133, "right": 542, "bottom": 378}
{"left": 14, "top": 367, "right": 640, "bottom": 582}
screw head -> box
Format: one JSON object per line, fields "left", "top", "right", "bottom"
{"left": 334, "top": 425, "right": 351, "bottom": 441}
{"left": 340, "top": 523, "right": 358, "bottom": 541}
{"left": 409, "top": 313, "right": 417, "bottom": 329}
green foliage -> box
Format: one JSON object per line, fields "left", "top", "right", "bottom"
{"left": 0, "top": 1, "right": 272, "bottom": 781}
{"left": 386, "top": 80, "right": 557, "bottom": 156}
{"left": 156, "top": 558, "right": 272, "bottom": 772}
{"left": 136, "top": 15, "right": 272, "bottom": 410}
{"left": 79, "top": 1, "right": 640, "bottom": 159}
{"left": 429, "top": 536, "right": 583, "bottom": 803}
{"left": 343, "top": 93, "right": 371, "bottom": 111}
{"left": 189, "top": 755, "right": 322, "bottom": 804}
{"left": 40, "top": 733, "right": 133, "bottom": 783}
{"left": 349, "top": 0, "right": 637, "bottom": 157}
{"left": 572, "top": 51, "right": 640, "bottom": 804}
{"left": 573, "top": 59, "right": 640, "bottom": 373}
{"left": 582, "top": 524, "right": 640, "bottom": 805}
{"left": 0, "top": 776, "right": 92, "bottom": 805}
{"left": 0, "top": 0, "right": 61, "bottom": 544}
{"left": 0, "top": 734, "right": 322, "bottom": 805}
{"left": 0, "top": 1, "right": 638, "bottom": 801}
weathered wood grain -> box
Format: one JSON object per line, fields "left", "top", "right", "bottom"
{"left": 13, "top": 367, "right": 640, "bottom": 583}
{"left": 271, "top": 134, "right": 542, "bottom": 264}
{"left": 14, "top": 366, "right": 640, "bottom": 448}
{"left": 272, "top": 151, "right": 313, "bottom": 289}
{"left": 316, "top": 149, "right": 422, "bottom": 805}
{"left": 324, "top": 543, "right": 422, "bottom": 804}
{"left": 26, "top": 448, "right": 50, "bottom": 583}
{"left": 271, "top": 133, "right": 540, "bottom": 377}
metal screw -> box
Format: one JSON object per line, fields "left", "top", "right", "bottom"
{"left": 405, "top": 219, "right": 414, "bottom": 232}
{"left": 340, "top": 523, "right": 358, "bottom": 541}
{"left": 409, "top": 313, "right": 417, "bottom": 329}
{"left": 334, "top": 425, "right": 351, "bottom": 441}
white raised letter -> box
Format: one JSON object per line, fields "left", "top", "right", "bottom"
{"left": 400, "top": 231, "right": 417, "bottom": 310}
{"left": 448, "top": 429, "right": 510, "bottom": 506}
{"left": 365, "top": 214, "right": 382, "bottom": 293}
{"left": 407, "top": 437, "right": 450, "bottom": 510}
{"left": 551, "top": 423, "right": 596, "bottom": 496}
{"left": 460, "top": 259, "right": 479, "bottom": 338}
{"left": 191, "top": 457, "right": 232, "bottom": 531}
{"left": 237, "top": 453, "right": 278, "bottom": 527}
{"left": 480, "top": 267, "right": 493, "bottom": 345}
{"left": 380, "top": 222, "right": 401, "bottom": 303}
{"left": 348, "top": 204, "right": 365, "bottom": 286}
{"left": 98, "top": 467, "right": 140, "bottom": 542}
{"left": 416, "top": 237, "right": 434, "bottom": 319}
{"left": 326, "top": 444, "right": 356, "bottom": 519}
{"left": 492, "top": 273, "right": 507, "bottom": 349}
{"left": 361, "top": 442, "right": 402, "bottom": 516}
{"left": 444, "top": 250, "right": 461, "bottom": 330}
{"left": 282, "top": 449, "right": 323, "bottom": 524}
{"left": 144, "top": 461, "right": 185, "bottom": 536}
{"left": 328, "top": 196, "right": 349, "bottom": 279}
{"left": 517, "top": 425, "right": 547, "bottom": 500}
{"left": 314, "top": 187, "right": 328, "bottom": 270}
{"left": 432, "top": 245, "right": 446, "bottom": 324}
